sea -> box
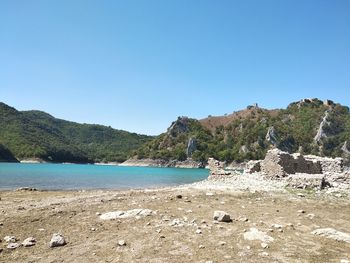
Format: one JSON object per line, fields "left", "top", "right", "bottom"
{"left": 0, "top": 163, "right": 209, "bottom": 190}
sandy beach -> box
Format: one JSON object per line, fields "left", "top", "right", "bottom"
{"left": 1, "top": 178, "right": 350, "bottom": 263}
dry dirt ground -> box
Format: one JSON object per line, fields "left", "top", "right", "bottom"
{"left": 0, "top": 187, "right": 349, "bottom": 263}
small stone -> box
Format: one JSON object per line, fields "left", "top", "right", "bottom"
{"left": 297, "top": 193, "right": 305, "bottom": 197}
{"left": 196, "top": 229, "right": 202, "bottom": 234}
{"left": 159, "top": 235, "right": 165, "bottom": 239}
{"left": 22, "top": 237, "right": 36, "bottom": 247}
{"left": 118, "top": 240, "right": 126, "bottom": 246}
{"left": 206, "top": 192, "right": 214, "bottom": 196}
{"left": 306, "top": 213, "right": 315, "bottom": 219}
{"left": 0, "top": 248, "right": 2, "bottom": 253}
{"left": 176, "top": 194, "right": 182, "bottom": 199}
{"left": 268, "top": 229, "right": 274, "bottom": 232}
{"left": 95, "top": 212, "right": 101, "bottom": 216}
{"left": 49, "top": 233, "right": 66, "bottom": 248}
{"left": 271, "top": 224, "right": 283, "bottom": 229}
{"left": 213, "top": 211, "right": 231, "bottom": 222}
{"left": 261, "top": 242, "right": 269, "bottom": 249}
{"left": 239, "top": 217, "right": 248, "bottom": 222}
{"left": 219, "top": 241, "right": 226, "bottom": 246}
{"left": 297, "top": 210, "right": 305, "bottom": 214}
{"left": 199, "top": 245, "right": 205, "bottom": 249}
{"left": 246, "top": 246, "right": 251, "bottom": 250}
{"left": 91, "top": 228, "right": 96, "bottom": 231}
{"left": 7, "top": 242, "right": 20, "bottom": 249}
{"left": 156, "top": 229, "right": 162, "bottom": 233}
{"left": 0, "top": 222, "right": 3, "bottom": 226}
{"left": 4, "top": 236, "right": 17, "bottom": 243}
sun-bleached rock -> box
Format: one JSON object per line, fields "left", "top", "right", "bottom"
{"left": 312, "top": 228, "right": 350, "bottom": 243}
{"left": 49, "top": 233, "right": 66, "bottom": 248}
{"left": 100, "top": 209, "right": 154, "bottom": 220}
{"left": 244, "top": 228, "right": 274, "bottom": 243}
{"left": 22, "top": 237, "right": 36, "bottom": 247}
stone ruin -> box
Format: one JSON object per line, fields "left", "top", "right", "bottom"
{"left": 207, "top": 158, "right": 231, "bottom": 180}
{"left": 208, "top": 149, "right": 349, "bottom": 190}
{"left": 246, "top": 149, "right": 349, "bottom": 189}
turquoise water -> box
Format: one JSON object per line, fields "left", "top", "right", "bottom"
{"left": 0, "top": 163, "right": 209, "bottom": 190}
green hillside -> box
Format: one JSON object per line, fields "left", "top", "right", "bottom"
{"left": 133, "top": 99, "right": 350, "bottom": 164}
{"left": 0, "top": 103, "right": 153, "bottom": 163}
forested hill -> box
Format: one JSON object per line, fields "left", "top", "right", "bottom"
{"left": 132, "top": 99, "right": 350, "bottom": 164}
{"left": 0, "top": 102, "right": 153, "bottom": 163}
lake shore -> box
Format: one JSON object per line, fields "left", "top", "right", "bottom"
{"left": 1, "top": 178, "right": 350, "bottom": 262}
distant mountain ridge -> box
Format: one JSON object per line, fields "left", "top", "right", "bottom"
{"left": 132, "top": 98, "right": 350, "bottom": 165}
{"left": 0, "top": 102, "right": 153, "bottom": 163}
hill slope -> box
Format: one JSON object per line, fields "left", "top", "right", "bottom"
{"left": 0, "top": 103, "right": 153, "bottom": 163}
{"left": 133, "top": 99, "right": 350, "bottom": 164}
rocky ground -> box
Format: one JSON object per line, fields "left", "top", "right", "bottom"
{"left": 0, "top": 180, "right": 350, "bottom": 263}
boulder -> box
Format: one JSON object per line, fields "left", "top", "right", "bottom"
{"left": 213, "top": 211, "right": 231, "bottom": 222}
{"left": 49, "top": 233, "right": 66, "bottom": 248}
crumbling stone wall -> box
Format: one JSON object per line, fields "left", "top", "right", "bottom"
{"left": 259, "top": 149, "right": 342, "bottom": 178}
{"left": 207, "top": 158, "right": 233, "bottom": 180}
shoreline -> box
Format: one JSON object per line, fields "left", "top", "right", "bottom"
{"left": 1, "top": 180, "right": 350, "bottom": 262}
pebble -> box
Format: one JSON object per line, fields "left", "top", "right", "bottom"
{"left": 176, "top": 194, "right": 182, "bottom": 199}
{"left": 49, "top": 233, "right": 66, "bottom": 248}
{"left": 261, "top": 242, "right": 269, "bottom": 249}
{"left": 196, "top": 229, "right": 202, "bottom": 234}
{"left": 306, "top": 213, "right": 315, "bottom": 219}
{"left": 22, "top": 237, "right": 36, "bottom": 247}
{"left": 118, "top": 240, "right": 126, "bottom": 246}
{"left": 298, "top": 210, "right": 305, "bottom": 214}
{"left": 199, "top": 245, "right": 205, "bottom": 249}
{"left": 219, "top": 241, "right": 226, "bottom": 246}
{"left": 271, "top": 224, "right": 283, "bottom": 229}
{"left": 297, "top": 193, "right": 305, "bottom": 197}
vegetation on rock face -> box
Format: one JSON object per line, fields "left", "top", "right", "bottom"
{"left": 133, "top": 99, "right": 350, "bottom": 164}
{"left": 0, "top": 103, "right": 153, "bottom": 163}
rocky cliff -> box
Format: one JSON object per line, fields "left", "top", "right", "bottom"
{"left": 132, "top": 98, "right": 350, "bottom": 165}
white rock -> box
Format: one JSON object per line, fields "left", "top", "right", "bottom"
{"left": 312, "top": 228, "right": 350, "bottom": 243}
{"left": 22, "top": 237, "right": 36, "bottom": 247}
{"left": 306, "top": 213, "right": 315, "bottom": 219}
{"left": 118, "top": 240, "right": 126, "bottom": 246}
{"left": 4, "top": 236, "right": 17, "bottom": 243}
{"left": 100, "top": 209, "right": 154, "bottom": 220}
{"left": 213, "top": 211, "right": 231, "bottom": 222}
{"left": 49, "top": 233, "right": 66, "bottom": 248}
{"left": 7, "top": 243, "right": 20, "bottom": 249}
{"left": 196, "top": 229, "right": 202, "bottom": 234}
{"left": 271, "top": 224, "right": 283, "bottom": 229}
{"left": 244, "top": 228, "right": 274, "bottom": 243}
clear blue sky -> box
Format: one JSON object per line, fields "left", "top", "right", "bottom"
{"left": 1, "top": 1, "right": 349, "bottom": 135}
